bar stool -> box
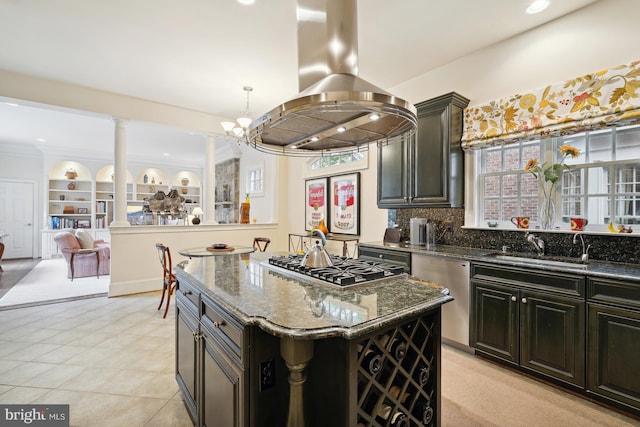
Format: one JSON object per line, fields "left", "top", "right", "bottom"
{"left": 155, "top": 243, "right": 176, "bottom": 318}
{"left": 253, "top": 237, "right": 271, "bottom": 252}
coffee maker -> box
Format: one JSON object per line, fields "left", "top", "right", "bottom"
{"left": 410, "top": 218, "right": 427, "bottom": 246}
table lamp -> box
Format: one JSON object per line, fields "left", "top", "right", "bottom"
{"left": 191, "top": 207, "right": 203, "bottom": 225}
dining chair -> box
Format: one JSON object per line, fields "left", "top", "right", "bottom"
{"left": 156, "top": 243, "right": 176, "bottom": 318}
{"left": 253, "top": 237, "right": 271, "bottom": 252}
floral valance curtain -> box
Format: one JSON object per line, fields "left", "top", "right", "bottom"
{"left": 461, "top": 60, "right": 640, "bottom": 150}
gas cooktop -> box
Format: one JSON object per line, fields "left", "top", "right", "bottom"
{"left": 266, "top": 254, "right": 406, "bottom": 288}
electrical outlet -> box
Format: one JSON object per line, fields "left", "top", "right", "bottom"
{"left": 260, "top": 359, "right": 275, "bottom": 391}
{"left": 444, "top": 221, "right": 454, "bottom": 232}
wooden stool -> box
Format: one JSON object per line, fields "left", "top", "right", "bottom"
{"left": 156, "top": 243, "right": 176, "bottom": 318}
{"left": 253, "top": 237, "right": 271, "bottom": 252}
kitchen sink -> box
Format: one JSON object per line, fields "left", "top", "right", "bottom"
{"left": 486, "top": 252, "right": 589, "bottom": 269}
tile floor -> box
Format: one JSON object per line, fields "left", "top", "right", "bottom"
{"left": 1, "top": 290, "right": 638, "bottom": 427}
{"left": 0, "top": 292, "right": 192, "bottom": 427}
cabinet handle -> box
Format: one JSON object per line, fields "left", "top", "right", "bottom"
{"left": 214, "top": 320, "right": 226, "bottom": 328}
{"left": 521, "top": 297, "right": 528, "bottom": 304}
{"left": 192, "top": 332, "right": 201, "bottom": 342}
{"left": 182, "top": 290, "right": 192, "bottom": 296}
{"left": 511, "top": 296, "right": 517, "bottom": 302}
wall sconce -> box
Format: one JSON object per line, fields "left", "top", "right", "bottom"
{"left": 191, "top": 207, "right": 204, "bottom": 225}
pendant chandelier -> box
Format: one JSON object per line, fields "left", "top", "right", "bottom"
{"left": 221, "top": 86, "right": 253, "bottom": 140}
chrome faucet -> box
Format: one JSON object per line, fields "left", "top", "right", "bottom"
{"left": 572, "top": 232, "right": 591, "bottom": 263}
{"left": 526, "top": 232, "right": 545, "bottom": 256}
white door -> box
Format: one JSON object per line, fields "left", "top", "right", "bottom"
{"left": 0, "top": 180, "right": 35, "bottom": 259}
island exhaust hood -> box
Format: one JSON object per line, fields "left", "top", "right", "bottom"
{"left": 246, "top": 0, "right": 417, "bottom": 156}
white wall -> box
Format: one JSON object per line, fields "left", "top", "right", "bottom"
{"left": 391, "top": 0, "right": 639, "bottom": 108}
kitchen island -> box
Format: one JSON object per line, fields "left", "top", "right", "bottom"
{"left": 173, "top": 252, "right": 452, "bottom": 427}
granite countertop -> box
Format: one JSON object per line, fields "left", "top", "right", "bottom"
{"left": 359, "top": 241, "right": 640, "bottom": 283}
{"left": 174, "top": 252, "right": 452, "bottom": 340}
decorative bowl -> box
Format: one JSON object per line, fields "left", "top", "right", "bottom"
{"left": 212, "top": 243, "right": 227, "bottom": 249}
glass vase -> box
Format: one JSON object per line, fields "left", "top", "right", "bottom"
{"left": 539, "top": 196, "right": 555, "bottom": 230}
{"left": 538, "top": 181, "right": 558, "bottom": 230}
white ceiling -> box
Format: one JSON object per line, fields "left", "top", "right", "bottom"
{"left": 0, "top": 0, "right": 599, "bottom": 165}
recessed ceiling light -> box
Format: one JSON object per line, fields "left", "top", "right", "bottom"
{"left": 237, "top": 0, "right": 255, "bottom": 5}
{"left": 311, "top": 136, "right": 319, "bottom": 142}
{"left": 337, "top": 126, "right": 346, "bottom": 133}
{"left": 163, "top": 152, "right": 169, "bottom": 156}
{"left": 36, "top": 138, "right": 46, "bottom": 142}
{"left": 369, "top": 113, "right": 380, "bottom": 121}
{"left": 527, "top": 0, "right": 549, "bottom": 14}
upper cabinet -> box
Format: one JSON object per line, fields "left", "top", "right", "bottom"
{"left": 377, "top": 92, "right": 469, "bottom": 208}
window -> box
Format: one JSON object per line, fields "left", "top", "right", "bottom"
{"left": 310, "top": 152, "right": 365, "bottom": 170}
{"left": 246, "top": 168, "right": 263, "bottom": 196}
{"left": 477, "top": 125, "right": 640, "bottom": 229}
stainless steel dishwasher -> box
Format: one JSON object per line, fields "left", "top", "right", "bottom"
{"left": 411, "top": 254, "right": 472, "bottom": 352}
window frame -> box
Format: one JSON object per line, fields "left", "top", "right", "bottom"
{"left": 472, "top": 125, "right": 640, "bottom": 232}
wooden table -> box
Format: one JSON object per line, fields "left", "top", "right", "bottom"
{"left": 178, "top": 246, "right": 255, "bottom": 258}
{"left": 288, "top": 232, "right": 359, "bottom": 257}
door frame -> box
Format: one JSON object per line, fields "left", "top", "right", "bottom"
{"left": 0, "top": 178, "right": 39, "bottom": 259}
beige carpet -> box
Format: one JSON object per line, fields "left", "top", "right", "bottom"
{"left": 441, "top": 345, "right": 640, "bottom": 427}
{"left": 0, "top": 258, "right": 108, "bottom": 308}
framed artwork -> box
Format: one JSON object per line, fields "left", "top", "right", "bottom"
{"left": 304, "top": 177, "right": 328, "bottom": 231}
{"left": 329, "top": 172, "right": 360, "bottom": 235}
{"left": 77, "top": 207, "right": 89, "bottom": 214}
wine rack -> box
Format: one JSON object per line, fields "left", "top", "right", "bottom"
{"left": 356, "top": 313, "right": 437, "bottom": 426}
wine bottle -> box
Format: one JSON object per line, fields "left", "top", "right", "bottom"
{"left": 375, "top": 403, "right": 392, "bottom": 422}
{"left": 414, "top": 363, "right": 430, "bottom": 387}
{"left": 412, "top": 401, "right": 434, "bottom": 425}
{"left": 358, "top": 344, "right": 383, "bottom": 375}
{"left": 389, "top": 411, "right": 410, "bottom": 427}
{"left": 378, "top": 334, "right": 407, "bottom": 361}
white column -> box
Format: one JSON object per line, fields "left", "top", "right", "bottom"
{"left": 203, "top": 134, "right": 218, "bottom": 224}
{"left": 111, "top": 117, "right": 130, "bottom": 226}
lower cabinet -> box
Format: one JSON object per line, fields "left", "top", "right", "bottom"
{"left": 471, "top": 264, "right": 585, "bottom": 388}
{"left": 587, "top": 278, "right": 640, "bottom": 415}
{"left": 201, "top": 332, "right": 242, "bottom": 426}
{"left": 175, "top": 274, "right": 444, "bottom": 426}
{"left": 175, "top": 278, "right": 248, "bottom": 427}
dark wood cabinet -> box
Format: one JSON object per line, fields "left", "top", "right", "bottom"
{"left": 176, "top": 283, "right": 200, "bottom": 424}
{"left": 471, "top": 264, "right": 585, "bottom": 388}
{"left": 201, "top": 333, "right": 242, "bottom": 427}
{"left": 377, "top": 92, "right": 469, "bottom": 208}
{"left": 587, "top": 278, "right": 640, "bottom": 415}
{"left": 176, "top": 279, "right": 248, "bottom": 427}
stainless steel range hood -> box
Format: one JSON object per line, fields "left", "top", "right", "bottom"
{"left": 246, "top": 0, "right": 416, "bottom": 156}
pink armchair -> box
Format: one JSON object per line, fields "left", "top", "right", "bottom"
{"left": 53, "top": 230, "right": 110, "bottom": 280}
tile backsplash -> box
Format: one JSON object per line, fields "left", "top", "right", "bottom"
{"left": 390, "top": 207, "right": 640, "bottom": 264}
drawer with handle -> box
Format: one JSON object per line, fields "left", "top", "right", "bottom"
{"left": 201, "top": 294, "right": 244, "bottom": 360}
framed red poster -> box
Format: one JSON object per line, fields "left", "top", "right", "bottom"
{"left": 304, "top": 177, "right": 328, "bottom": 231}
{"left": 329, "top": 172, "right": 360, "bottom": 235}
